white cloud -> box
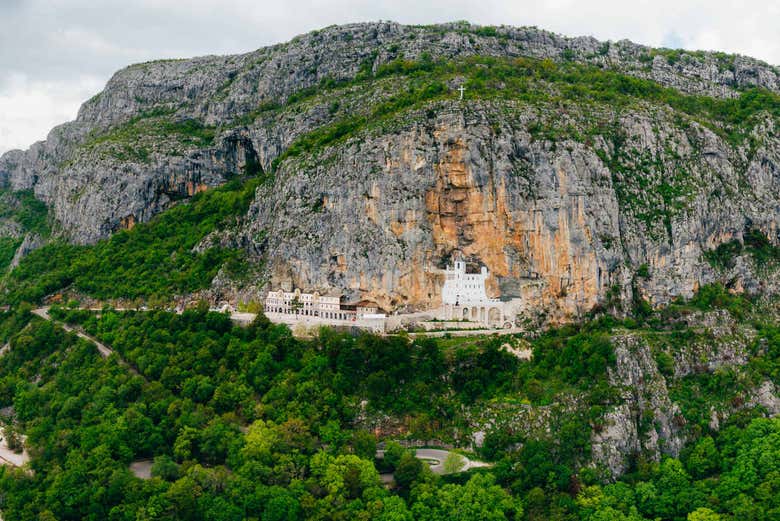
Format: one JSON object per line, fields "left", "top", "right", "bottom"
{"left": 52, "top": 27, "right": 142, "bottom": 59}
{"left": 1, "top": 0, "right": 779, "bottom": 155}
{"left": 0, "top": 73, "right": 103, "bottom": 155}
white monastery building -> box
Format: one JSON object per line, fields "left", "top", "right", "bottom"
{"left": 441, "top": 258, "right": 511, "bottom": 327}
{"left": 264, "top": 288, "right": 386, "bottom": 332}
{"left": 265, "top": 290, "right": 342, "bottom": 318}
{"left": 261, "top": 256, "right": 518, "bottom": 333}
{"left": 442, "top": 259, "right": 495, "bottom": 304}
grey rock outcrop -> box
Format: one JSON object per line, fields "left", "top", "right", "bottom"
{"left": 592, "top": 334, "right": 685, "bottom": 476}
{"left": 748, "top": 380, "right": 780, "bottom": 416}
{"left": 591, "top": 312, "right": 780, "bottom": 478}
{"left": 590, "top": 403, "right": 641, "bottom": 477}
{"left": 9, "top": 234, "right": 43, "bottom": 270}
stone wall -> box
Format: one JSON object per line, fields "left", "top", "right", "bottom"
{"left": 265, "top": 311, "right": 386, "bottom": 334}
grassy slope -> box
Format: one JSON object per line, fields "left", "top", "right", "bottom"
{"left": 2, "top": 177, "right": 264, "bottom": 305}
{"left": 0, "top": 190, "right": 51, "bottom": 272}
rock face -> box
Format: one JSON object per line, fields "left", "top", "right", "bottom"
{"left": 590, "top": 312, "right": 780, "bottom": 478}
{"left": 246, "top": 105, "right": 612, "bottom": 315}
{"left": 2, "top": 21, "right": 780, "bottom": 318}
{"left": 592, "top": 334, "right": 686, "bottom": 476}
{"left": 3, "top": 22, "right": 780, "bottom": 242}
{"left": 241, "top": 100, "right": 780, "bottom": 320}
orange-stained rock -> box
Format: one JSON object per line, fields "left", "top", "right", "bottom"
{"left": 120, "top": 214, "right": 136, "bottom": 230}
{"left": 186, "top": 182, "right": 209, "bottom": 196}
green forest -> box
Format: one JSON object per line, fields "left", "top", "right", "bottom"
{"left": 0, "top": 288, "right": 775, "bottom": 519}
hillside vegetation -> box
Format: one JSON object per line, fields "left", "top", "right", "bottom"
{"left": 0, "top": 288, "right": 775, "bottom": 519}
{"left": 0, "top": 190, "right": 51, "bottom": 272}
{"left": 2, "top": 177, "right": 263, "bottom": 305}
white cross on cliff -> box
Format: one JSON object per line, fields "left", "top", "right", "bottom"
{"left": 458, "top": 85, "right": 466, "bottom": 100}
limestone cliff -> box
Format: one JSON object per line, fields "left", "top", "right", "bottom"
{"left": 237, "top": 100, "right": 780, "bottom": 322}
{"left": 1, "top": 21, "right": 780, "bottom": 322}
{"left": 2, "top": 21, "right": 779, "bottom": 243}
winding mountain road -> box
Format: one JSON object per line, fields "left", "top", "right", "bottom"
{"left": 32, "top": 307, "right": 141, "bottom": 376}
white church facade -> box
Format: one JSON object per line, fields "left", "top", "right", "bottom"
{"left": 440, "top": 259, "right": 513, "bottom": 328}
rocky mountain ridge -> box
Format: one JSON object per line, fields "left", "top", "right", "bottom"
{"left": 2, "top": 22, "right": 779, "bottom": 242}
{"left": 3, "top": 21, "right": 780, "bottom": 321}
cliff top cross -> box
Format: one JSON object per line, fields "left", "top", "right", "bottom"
{"left": 458, "top": 85, "right": 466, "bottom": 100}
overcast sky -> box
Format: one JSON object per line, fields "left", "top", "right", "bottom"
{"left": 1, "top": 0, "right": 778, "bottom": 155}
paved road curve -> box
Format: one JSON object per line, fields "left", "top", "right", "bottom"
{"left": 415, "top": 448, "right": 492, "bottom": 473}
{"left": 377, "top": 448, "right": 491, "bottom": 475}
